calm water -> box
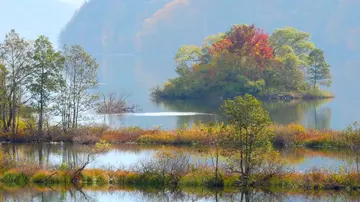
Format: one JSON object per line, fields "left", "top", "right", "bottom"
{"left": 91, "top": 95, "right": 337, "bottom": 130}
{"left": 1, "top": 143, "right": 357, "bottom": 172}
{"left": 1, "top": 186, "right": 359, "bottom": 202}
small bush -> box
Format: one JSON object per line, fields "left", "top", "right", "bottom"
{"left": 82, "top": 169, "right": 110, "bottom": 185}
{"left": 136, "top": 132, "right": 177, "bottom": 144}
{"left": 1, "top": 170, "right": 29, "bottom": 186}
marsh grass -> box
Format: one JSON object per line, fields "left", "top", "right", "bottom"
{"left": 0, "top": 122, "right": 359, "bottom": 150}
{"left": 1, "top": 165, "right": 360, "bottom": 191}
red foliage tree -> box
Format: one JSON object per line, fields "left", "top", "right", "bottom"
{"left": 208, "top": 24, "right": 273, "bottom": 67}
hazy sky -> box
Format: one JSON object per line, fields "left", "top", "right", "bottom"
{"left": 0, "top": 0, "right": 85, "bottom": 47}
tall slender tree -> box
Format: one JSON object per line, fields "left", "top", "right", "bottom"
{"left": 308, "top": 48, "right": 332, "bottom": 89}
{"left": 30, "top": 35, "right": 64, "bottom": 139}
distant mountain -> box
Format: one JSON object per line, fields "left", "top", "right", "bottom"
{"left": 60, "top": 0, "right": 360, "bottom": 97}
{"left": 60, "top": 0, "right": 171, "bottom": 54}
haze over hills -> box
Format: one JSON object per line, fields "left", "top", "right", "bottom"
{"left": 58, "top": 0, "right": 360, "bottom": 100}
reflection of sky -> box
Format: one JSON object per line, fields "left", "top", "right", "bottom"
{"left": 291, "top": 156, "right": 350, "bottom": 172}
{"left": 44, "top": 149, "right": 155, "bottom": 169}
{"left": 9, "top": 186, "right": 360, "bottom": 201}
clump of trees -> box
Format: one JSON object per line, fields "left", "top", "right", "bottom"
{"left": 0, "top": 30, "right": 100, "bottom": 139}
{"left": 152, "top": 25, "right": 332, "bottom": 100}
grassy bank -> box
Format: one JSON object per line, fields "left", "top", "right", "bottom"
{"left": 0, "top": 123, "right": 358, "bottom": 150}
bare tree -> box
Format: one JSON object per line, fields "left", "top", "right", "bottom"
{"left": 135, "top": 150, "right": 190, "bottom": 186}
{"left": 96, "top": 92, "right": 140, "bottom": 114}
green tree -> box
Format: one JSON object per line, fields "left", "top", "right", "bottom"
{"left": 56, "top": 45, "right": 98, "bottom": 130}
{"left": 270, "top": 27, "right": 315, "bottom": 60}
{"left": 221, "top": 94, "right": 273, "bottom": 185}
{"left": 30, "top": 35, "right": 64, "bottom": 138}
{"left": 307, "top": 48, "right": 332, "bottom": 88}
{"left": 269, "top": 27, "right": 316, "bottom": 92}
{"left": 0, "top": 30, "right": 33, "bottom": 134}
{"left": 279, "top": 54, "right": 304, "bottom": 91}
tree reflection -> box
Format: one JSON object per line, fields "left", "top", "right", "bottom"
{"left": 156, "top": 98, "right": 332, "bottom": 129}
{"left": 1, "top": 185, "right": 360, "bottom": 201}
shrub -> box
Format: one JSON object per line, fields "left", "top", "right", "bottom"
{"left": 70, "top": 125, "right": 108, "bottom": 144}
{"left": 1, "top": 170, "right": 29, "bottom": 186}
{"left": 272, "top": 123, "right": 305, "bottom": 147}
{"left": 101, "top": 127, "right": 144, "bottom": 143}
{"left": 81, "top": 169, "right": 110, "bottom": 185}
{"left": 136, "top": 131, "right": 177, "bottom": 144}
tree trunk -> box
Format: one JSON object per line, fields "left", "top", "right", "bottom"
{"left": 215, "top": 146, "right": 219, "bottom": 184}
{"left": 38, "top": 67, "right": 44, "bottom": 140}
{"left": 11, "top": 94, "right": 16, "bottom": 135}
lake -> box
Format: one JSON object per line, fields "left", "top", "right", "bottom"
{"left": 91, "top": 54, "right": 360, "bottom": 131}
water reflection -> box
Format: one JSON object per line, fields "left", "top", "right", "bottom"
{"left": 96, "top": 98, "right": 333, "bottom": 130}
{"left": 96, "top": 112, "right": 214, "bottom": 129}
{"left": 156, "top": 99, "right": 333, "bottom": 129}
{"left": 263, "top": 99, "right": 332, "bottom": 129}
{"left": 1, "top": 143, "right": 358, "bottom": 172}
{"left": 1, "top": 186, "right": 360, "bottom": 202}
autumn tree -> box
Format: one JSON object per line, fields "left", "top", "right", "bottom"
{"left": 307, "top": 48, "right": 332, "bottom": 89}
{"left": 56, "top": 45, "right": 98, "bottom": 131}
{"left": 30, "top": 36, "right": 64, "bottom": 138}
{"left": 209, "top": 24, "right": 273, "bottom": 65}
{"left": 221, "top": 94, "right": 273, "bottom": 186}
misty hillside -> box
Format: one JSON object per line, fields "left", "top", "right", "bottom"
{"left": 60, "top": 0, "right": 171, "bottom": 54}
{"left": 59, "top": 0, "right": 360, "bottom": 98}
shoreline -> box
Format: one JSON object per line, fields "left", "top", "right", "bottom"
{"left": 153, "top": 94, "right": 335, "bottom": 102}
{"left": 0, "top": 123, "right": 353, "bottom": 150}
